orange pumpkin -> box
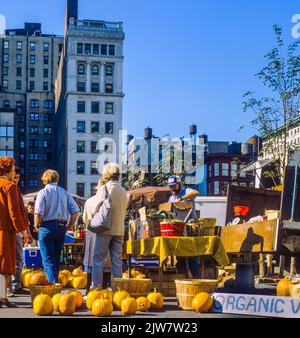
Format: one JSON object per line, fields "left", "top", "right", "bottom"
{"left": 136, "top": 297, "right": 151, "bottom": 312}
{"left": 52, "top": 293, "right": 63, "bottom": 312}
{"left": 86, "top": 290, "right": 103, "bottom": 310}
{"left": 72, "top": 276, "right": 87, "bottom": 289}
{"left": 58, "top": 273, "right": 68, "bottom": 288}
{"left": 147, "top": 290, "right": 164, "bottom": 310}
{"left": 277, "top": 278, "right": 291, "bottom": 297}
{"left": 191, "top": 292, "right": 213, "bottom": 313}
{"left": 121, "top": 297, "right": 138, "bottom": 315}
{"left": 21, "top": 269, "right": 32, "bottom": 286}
{"left": 24, "top": 272, "right": 34, "bottom": 288}
{"left": 58, "top": 293, "right": 77, "bottom": 316}
{"left": 98, "top": 289, "right": 114, "bottom": 303}
{"left": 92, "top": 299, "right": 113, "bottom": 317}
{"left": 60, "top": 269, "right": 72, "bottom": 280}
{"left": 72, "top": 267, "right": 84, "bottom": 277}
{"left": 70, "top": 291, "right": 83, "bottom": 309}
{"left": 33, "top": 294, "right": 54, "bottom": 316}
{"left": 30, "top": 272, "right": 49, "bottom": 286}
{"left": 113, "top": 290, "right": 130, "bottom": 310}
{"left": 67, "top": 277, "right": 74, "bottom": 288}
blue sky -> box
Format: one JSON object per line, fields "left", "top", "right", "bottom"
{"left": 1, "top": 0, "right": 300, "bottom": 142}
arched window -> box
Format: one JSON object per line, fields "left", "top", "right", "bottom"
{"left": 44, "top": 100, "right": 53, "bottom": 109}
{"left": 105, "top": 65, "right": 113, "bottom": 76}
{"left": 78, "top": 64, "right": 85, "bottom": 75}
{"left": 30, "top": 99, "right": 39, "bottom": 108}
{"left": 92, "top": 65, "right": 99, "bottom": 75}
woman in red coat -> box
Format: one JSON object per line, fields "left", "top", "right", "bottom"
{"left": 0, "top": 157, "right": 29, "bottom": 307}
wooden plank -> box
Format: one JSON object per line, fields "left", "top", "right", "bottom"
{"left": 220, "top": 219, "right": 279, "bottom": 253}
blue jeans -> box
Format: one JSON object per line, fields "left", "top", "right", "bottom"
{"left": 92, "top": 235, "right": 123, "bottom": 288}
{"left": 38, "top": 221, "right": 66, "bottom": 283}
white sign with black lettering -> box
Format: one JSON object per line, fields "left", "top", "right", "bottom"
{"left": 212, "top": 293, "right": 300, "bottom": 318}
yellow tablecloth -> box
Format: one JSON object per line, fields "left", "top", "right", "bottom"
{"left": 126, "top": 236, "right": 230, "bottom": 267}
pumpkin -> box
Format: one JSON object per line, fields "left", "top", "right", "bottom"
{"left": 58, "top": 293, "right": 77, "bottom": 316}
{"left": 136, "top": 297, "right": 151, "bottom": 312}
{"left": 24, "top": 272, "right": 34, "bottom": 288}
{"left": 21, "top": 269, "right": 32, "bottom": 285}
{"left": 58, "top": 273, "right": 68, "bottom": 288}
{"left": 30, "top": 272, "right": 49, "bottom": 286}
{"left": 113, "top": 289, "right": 130, "bottom": 310}
{"left": 52, "top": 293, "right": 63, "bottom": 312}
{"left": 121, "top": 297, "right": 138, "bottom": 315}
{"left": 147, "top": 290, "right": 164, "bottom": 310}
{"left": 86, "top": 290, "right": 103, "bottom": 310}
{"left": 70, "top": 291, "right": 83, "bottom": 309}
{"left": 60, "top": 269, "right": 72, "bottom": 280}
{"left": 92, "top": 299, "right": 113, "bottom": 317}
{"left": 72, "top": 267, "right": 84, "bottom": 277}
{"left": 277, "top": 278, "right": 291, "bottom": 297}
{"left": 67, "top": 277, "right": 74, "bottom": 288}
{"left": 98, "top": 289, "right": 114, "bottom": 303}
{"left": 191, "top": 292, "right": 213, "bottom": 313}
{"left": 72, "top": 276, "right": 87, "bottom": 289}
{"left": 33, "top": 294, "right": 54, "bottom": 316}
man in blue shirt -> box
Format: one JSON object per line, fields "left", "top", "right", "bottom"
{"left": 167, "top": 175, "right": 200, "bottom": 278}
{"left": 34, "top": 170, "right": 80, "bottom": 283}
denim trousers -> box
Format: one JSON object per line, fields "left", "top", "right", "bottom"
{"left": 9, "top": 233, "right": 24, "bottom": 291}
{"left": 38, "top": 221, "right": 66, "bottom": 283}
{"left": 92, "top": 235, "right": 123, "bottom": 288}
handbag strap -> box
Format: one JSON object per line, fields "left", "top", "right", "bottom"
{"left": 92, "top": 183, "right": 109, "bottom": 217}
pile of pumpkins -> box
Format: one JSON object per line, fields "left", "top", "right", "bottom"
{"left": 122, "top": 269, "right": 146, "bottom": 279}
{"left": 21, "top": 267, "right": 87, "bottom": 289}
{"left": 276, "top": 277, "right": 300, "bottom": 297}
{"left": 33, "top": 287, "right": 164, "bottom": 317}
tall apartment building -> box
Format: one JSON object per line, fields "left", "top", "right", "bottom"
{"left": 0, "top": 23, "right": 63, "bottom": 192}
{"left": 56, "top": 0, "right": 125, "bottom": 198}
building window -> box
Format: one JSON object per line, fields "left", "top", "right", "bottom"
{"left": 77, "top": 183, "right": 85, "bottom": 197}
{"left": 105, "top": 142, "right": 113, "bottom": 153}
{"left": 3, "top": 80, "right": 8, "bottom": 88}
{"left": 105, "top": 122, "right": 114, "bottom": 134}
{"left": 77, "top": 161, "right": 85, "bottom": 175}
{"left": 19, "top": 114, "right": 26, "bottom": 122}
{"left": 29, "top": 166, "right": 38, "bottom": 174}
{"left": 30, "top": 42, "right": 36, "bottom": 51}
{"left": 77, "top": 141, "right": 85, "bottom": 153}
{"left": 231, "top": 163, "right": 238, "bottom": 178}
{"left": 78, "top": 64, "right": 85, "bottom": 75}
{"left": 239, "top": 164, "right": 246, "bottom": 178}
{"left": 208, "top": 164, "right": 212, "bottom": 178}
{"left": 16, "top": 101, "right": 22, "bottom": 108}
{"left": 44, "top": 113, "right": 53, "bottom": 121}
{"left": 109, "top": 45, "right": 115, "bottom": 56}
{"left": 77, "top": 43, "right": 83, "bottom": 54}
{"left": 91, "top": 141, "right": 99, "bottom": 153}
{"left": 16, "top": 67, "right": 22, "bottom": 77}
{"left": 0, "top": 126, "right": 13, "bottom": 137}
{"left": 214, "top": 162, "right": 220, "bottom": 177}
{"left": 91, "top": 102, "right": 100, "bottom": 113}
{"left": 3, "top": 54, "right": 9, "bottom": 62}
{"left": 30, "top": 113, "right": 39, "bottom": 121}
{"left": 214, "top": 181, "right": 220, "bottom": 195}
{"left": 77, "top": 121, "right": 86, "bottom": 133}
{"left": 3, "top": 100, "right": 10, "bottom": 108}
{"left": 222, "top": 163, "right": 229, "bottom": 177}
{"left": 93, "top": 44, "right": 99, "bottom": 55}
{"left": 3, "top": 67, "right": 9, "bottom": 76}
{"left": 91, "top": 161, "right": 99, "bottom": 175}
{"left": 30, "top": 127, "right": 39, "bottom": 135}
{"left": 59, "top": 44, "right": 63, "bottom": 53}
{"left": 29, "top": 179, "right": 39, "bottom": 188}
{"left": 15, "top": 80, "right": 22, "bottom": 90}
{"left": 105, "top": 65, "right": 113, "bottom": 76}
{"left": 43, "top": 69, "right": 49, "bottom": 78}
{"left": 29, "top": 139, "right": 39, "bottom": 148}
{"left": 91, "top": 183, "right": 97, "bottom": 196}
{"left": 29, "top": 81, "right": 35, "bottom": 91}
{"left": 44, "top": 100, "right": 53, "bottom": 108}
{"left": 30, "top": 55, "right": 35, "bottom": 64}
{"left": 105, "top": 84, "right": 113, "bottom": 93}
{"left": 30, "top": 68, "right": 35, "bottom": 77}
{"left": 77, "top": 82, "right": 86, "bottom": 92}
{"left": 43, "top": 43, "right": 49, "bottom": 52}
{"left": 84, "top": 44, "right": 91, "bottom": 54}
{"left": 92, "top": 65, "right": 99, "bottom": 75}
{"left": 43, "top": 82, "right": 49, "bottom": 91}
{"left": 4, "top": 41, "right": 9, "bottom": 49}
{"left": 29, "top": 153, "right": 39, "bottom": 161}
{"left": 105, "top": 102, "right": 114, "bottom": 114}
{"left": 30, "top": 99, "right": 39, "bottom": 108}
{"left": 16, "top": 54, "right": 22, "bottom": 63}
{"left": 44, "top": 127, "right": 52, "bottom": 135}
{"left": 91, "top": 83, "right": 100, "bottom": 93}
{"left": 43, "top": 56, "right": 49, "bottom": 65}
{"left": 77, "top": 101, "right": 85, "bottom": 113}
{"left": 91, "top": 122, "right": 100, "bottom": 133}
{"left": 17, "top": 41, "right": 22, "bottom": 50}
{"left": 43, "top": 153, "right": 52, "bottom": 161}
{"left": 20, "top": 141, "right": 25, "bottom": 149}
{"left": 101, "top": 45, "right": 107, "bottom": 55}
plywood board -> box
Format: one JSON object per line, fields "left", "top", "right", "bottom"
{"left": 220, "top": 219, "right": 279, "bottom": 253}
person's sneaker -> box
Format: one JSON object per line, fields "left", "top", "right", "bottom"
{"left": 6, "top": 289, "right": 14, "bottom": 297}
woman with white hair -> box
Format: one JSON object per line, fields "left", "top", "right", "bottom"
{"left": 91, "top": 163, "right": 128, "bottom": 288}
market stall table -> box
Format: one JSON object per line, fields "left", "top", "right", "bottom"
{"left": 126, "top": 236, "right": 229, "bottom": 289}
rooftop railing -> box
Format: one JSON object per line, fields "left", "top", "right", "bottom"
{"left": 69, "top": 18, "right": 123, "bottom": 34}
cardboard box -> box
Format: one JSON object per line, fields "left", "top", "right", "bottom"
{"left": 159, "top": 202, "right": 193, "bottom": 221}
{"left": 138, "top": 207, "right": 161, "bottom": 238}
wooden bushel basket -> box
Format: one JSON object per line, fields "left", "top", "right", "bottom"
{"left": 29, "top": 284, "right": 62, "bottom": 304}
{"left": 111, "top": 278, "right": 152, "bottom": 297}
{"left": 175, "top": 279, "right": 218, "bottom": 310}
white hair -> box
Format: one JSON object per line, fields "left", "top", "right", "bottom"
{"left": 102, "top": 162, "right": 120, "bottom": 182}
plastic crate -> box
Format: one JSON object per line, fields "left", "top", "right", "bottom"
{"left": 23, "top": 247, "right": 43, "bottom": 268}
{"left": 64, "top": 231, "right": 75, "bottom": 243}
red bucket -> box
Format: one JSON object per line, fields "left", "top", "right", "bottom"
{"left": 160, "top": 220, "right": 185, "bottom": 237}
